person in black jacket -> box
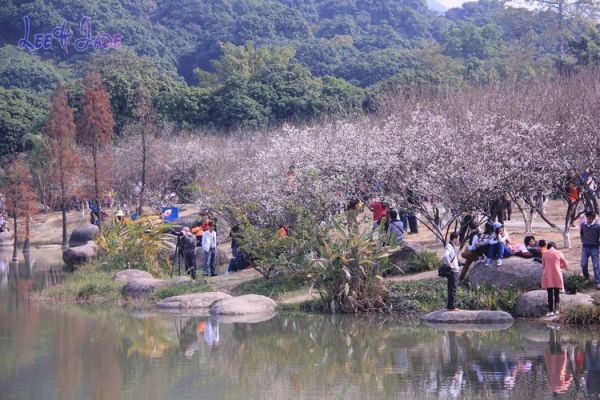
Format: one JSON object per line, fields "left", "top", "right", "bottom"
{"left": 181, "top": 227, "right": 198, "bottom": 280}
{"left": 581, "top": 212, "right": 600, "bottom": 289}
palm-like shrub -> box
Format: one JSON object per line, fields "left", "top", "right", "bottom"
{"left": 308, "top": 219, "right": 397, "bottom": 314}
{"left": 95, "top": 217, "right": 173, "bottom": 276}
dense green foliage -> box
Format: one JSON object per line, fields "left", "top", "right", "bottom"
{"left": 2, "top": 0, "right": 600, "bottom": 156}
{"left": 387, "top": 279, "right": 521, "bottom": 319}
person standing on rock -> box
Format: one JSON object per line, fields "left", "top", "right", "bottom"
{"left": 581, "top": 211, "right": 600, "bottom": 289}
{"left": 444, "top": 232, "right": 461, "bottom": 311}
{"left": 202, "top": 222, "right": 217, "bottom": 277}
{"left": 181, "top": 227, "right": 198, "bottom": 280}
{"left": 542, "top": 242, "right": 569, "bottom": 317}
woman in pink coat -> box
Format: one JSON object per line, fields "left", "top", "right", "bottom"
{"left": 541, "top": 242, "right": 569, "bottom": 317}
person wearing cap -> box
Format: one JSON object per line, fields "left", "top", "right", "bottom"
{"left": 580, "top": 211, "right": 600, "bottom": 289}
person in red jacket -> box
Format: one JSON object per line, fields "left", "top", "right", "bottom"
{"left": 369, "top": 200, "right": 388, "bottom": 229}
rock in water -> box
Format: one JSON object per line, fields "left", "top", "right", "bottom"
{"left": 156, "top": 292, "right": 232, "bottom": 309}
{"left": 68, "top": 224, "right": 100, "bottom": 247}
{"left": 62, "top": 241, "right": 97, "bottom": 267}
{"left": 113, "top": 269, "right": 153, "bottom": 283}
{"left": 209, "top": 294, "right": 277, "bottom": 316}
{"left": 467, "top": 257, "right": 571, "bottom": 291}
{"left": 422, "top": 309, "right": 514, "bottom": 324}
{"left": 516, "top": 290, "right": 594, "bottom": 318}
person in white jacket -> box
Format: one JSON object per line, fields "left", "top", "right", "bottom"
{"left": 444, "top": 232, "right": 460, "bottom": 311}
{"left": 202, "top": 222, "right": 217, "bottom": 276}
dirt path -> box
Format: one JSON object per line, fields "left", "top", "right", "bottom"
{"left": 206, "top": 268, "right": 261, "bottom": 294}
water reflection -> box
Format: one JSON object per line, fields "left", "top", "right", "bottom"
{"left": 2, "top": 305, "right": 600, "bottom": 399}
{"left": 1, "top": 244, "right": 600, "bottom": 399}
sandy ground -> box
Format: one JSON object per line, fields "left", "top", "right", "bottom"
{"left": 4, "top": 199, "right": 598, "bottom": 305}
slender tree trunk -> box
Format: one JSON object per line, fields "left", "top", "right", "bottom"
{"left": 59, "top": 150, "right": 68, "bottom": 249}
{"left": 23, "top": 211, "right": 30, "bottom": 253}
{"left": 12, "top": 214, "right": 18, "bottom": 262}
{"left": 138, "top": 126, "right": 147, "bottom": 216}
{"left": 93, "top": 145, "right": 102, "bottom": 232}
{"left": 62, "top": 204, "right": 68, "bottom": 249}
{"left": 558, "top": 3, "right": 565, "bottom": 73}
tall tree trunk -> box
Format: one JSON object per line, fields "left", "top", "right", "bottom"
{"left": 59, "top": 150, "right": 68, "bottom": 249}
{"left": 558, "top": 2, "right": 565, "bottom": 73}
{"left": 93, "top": 145, "right": 102, "bottom": 232}
{"left": 12, "top": 214, "right": 18, "bottom": 262}
{"left": 23, "top": 211, "right": 30, "bottom": 253}
{"left": 61, "top": 204, "right": 68, "bottom": 249}
{"left": 138, "top": 125, "right": 147, "bottom": 216}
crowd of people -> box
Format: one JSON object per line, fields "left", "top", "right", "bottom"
{"left": 442, "top": 210, "right": 600, "bottom": 317}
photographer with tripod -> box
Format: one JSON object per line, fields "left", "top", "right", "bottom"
{"left": 180, "top": 227, "right": 198, "bottom": 280}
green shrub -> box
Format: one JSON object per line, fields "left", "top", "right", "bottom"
{"left": 41, "top": 268, "right": 124, "bottom": 304}
{"left": 560, "top": 303, "right": 600, "bottom": 325}
{"left": 95, "top": 218, "right": 173, "bottom": 276}
{"left": 565, "top": 274, "right": 595, "bottom": 293}
{"left": 308, "top": 218, "right": 397, "bottom": 314}
{"left": 234, "top": 272, "right": 310, "bottom": 299}
{"left": 387, "top": 280, "right": 521, "bottom": 319}
{"left": 407, "top": 250, "right": 440, "bottom": 273}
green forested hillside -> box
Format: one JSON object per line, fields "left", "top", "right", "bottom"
{"left": 1, "top": 0, "right": 599, "bottom": 156}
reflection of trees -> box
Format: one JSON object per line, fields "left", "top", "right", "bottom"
{"left": 4, "top": 306, "right": 600, "bottom": 399}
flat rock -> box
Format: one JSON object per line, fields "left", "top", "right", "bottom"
{"left": 113, "top": 269, "right": 153, "bottom": 283}
{"left": 68, "top": 224, "right": 100, "bottom": 247}
{"left": 209, "top": 294, "right": 277, "bottom": 316}
{"left": 122, "top": 276, "right": 191, "bottom": 298}
{"left": 467, "top": 257, "right": 571, "bottom": 291}
{"left": 62, "top": 241, "right": 98, "bottom": 267}
{"left": 422, "top": 310, "right": 514, "bottom": 324}
{"left": 516, "top": 290, "right": 594, "bottom": 318}
{"left": 156, "top": 292, "right": 232, "bottom": 309}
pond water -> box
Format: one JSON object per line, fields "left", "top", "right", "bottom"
{"left": 0, "top": 247, "right": 599, "bottom": 399}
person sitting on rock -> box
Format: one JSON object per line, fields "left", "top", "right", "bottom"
{"left": 485, "top": 225, "right": 512, "bottom": 266}
{"left": 458, "top": 221, "right": 481, "bottom": 283}
{"left": 515, "top": 236, "right": 541, "bottom": 259}
{"left": 541, "top": 242, "right": 569, "bottom": 317}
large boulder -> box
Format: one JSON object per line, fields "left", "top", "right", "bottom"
{"left": 516, "top": 290, "right": 594, "bottom": 318}
{"left": 209, "top": 294, "right": 277, "bottom": 316}
{"left": 113, "top": 269, "right": 153, "bottom": 283}
{"left": 68, "top": 224, "right": 100, "bottom": 247}
{"left": 122, "top": 276, "right": 190, "bottom": 298}
{"left": 156, "top": 292, "right": 232, "bottom": 309}
{"left": 62, "top": 241, "right": 97, "bottom": 267}
{"left": 422, "top": 309, "right": 514, "bottom": 324}
{"left": 388, "top": 242, "right": 427, "bottom": 274}
{"left": 467, "top": 257, "right": 571, "bottom": 291}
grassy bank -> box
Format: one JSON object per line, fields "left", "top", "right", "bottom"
{"left": 387, "top": 279, "right": 521, "bottom": 319}
{"left": 233, "top": 272, "right": 311, "bottom": 299}
{"left": 33, "top": 264, "right": 212, "bottom": 306}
